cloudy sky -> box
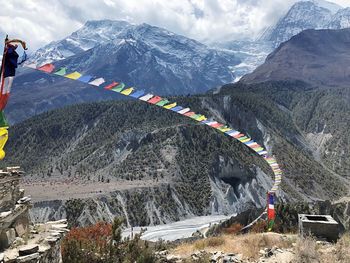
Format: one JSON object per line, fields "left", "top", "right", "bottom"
{"left": 0, "top": 0, "right": 349, "bottom": 51}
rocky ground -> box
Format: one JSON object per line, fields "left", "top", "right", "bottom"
{"left": 152, "top": 232, "right": 350, "bottom": 263}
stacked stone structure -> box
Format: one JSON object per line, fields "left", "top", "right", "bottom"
{"left": 0, "top": 167, "right": 68, "bottom": 263}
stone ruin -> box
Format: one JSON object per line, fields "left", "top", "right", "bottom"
{"left": 0, "top": 167, "right": 69, "bottom": 263}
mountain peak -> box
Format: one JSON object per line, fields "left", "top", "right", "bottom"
{"left": 307, "top": 0, "right": 342, "bottom": 14}
{"left": 263, "top": 0, "right": 342, "bottom": 47}
{"left": 84, "top": 19, "right": 131, "bottom": 27}
{"left": 327, "top": 7, "right": 350, "bottom": 29}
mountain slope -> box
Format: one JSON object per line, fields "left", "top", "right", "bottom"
{"left": 27, "top": 20, "right": 133, "bottom": 66}
{"left": 53, "top": 23, "right": 239, "bottom": 95}
{"left": 220, "top": 81, "right": 349, "bottom": 178}
{"left": 4, "top": 80, "right": 348, "bottom": 226}
{"left": 9, "top": 20, "right": 239, "bottom": 124}
{"left": 241, "top": 28, "right": 350, "bottom": 88}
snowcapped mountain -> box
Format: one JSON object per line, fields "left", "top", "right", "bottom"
{"left": 261, "top": 0, "right": 350, "bottom": 48}
{"left": 327, "top": 8, "right": 350, "bottom": 29}
{"left": 309, "top": 0, "right": 342, "bottom": 14}
{"left": 213, "top": 0, "right": 348, "bottom": 80}
{"left": 10, "top": 20, "right": 240, "bottom": 123}
{"left": 263, "top": 1, "right": 336, "bottom": 47}
{"left": 27, "top": 20, "right": 133, "bottom": 66}
{"left": 56, "top": 23, "right": 239, "bottom": 95}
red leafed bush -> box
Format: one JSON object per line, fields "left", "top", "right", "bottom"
{"left": 61, "top": 218, "right": 155, "bottom": 263}
{"left": 62, "top": 222, "right": 112, "bottom": 263}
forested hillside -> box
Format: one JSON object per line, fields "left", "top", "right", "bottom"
{"left": 4, "top": 80, "right": 348, "bottom": 226}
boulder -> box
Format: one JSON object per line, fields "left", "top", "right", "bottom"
{"left": 4, "top": 250, "right": 18, "bottom": 262}
{"left": 51, "top": 224, "right": 68, "bottom": 231}
{"left": 222, "top": 254, "right": 242, "bottom": 263}
{"left": 14, "top": 215, "right": 29, "bottom": 237}
{"left": 156, "top": 250, "right": 168, "bottom": 256}
{"left": 0, "top": 228, "right": 16, "bottom": 249}
{"left": 211, "top": 252, "right": 223, "bottom": 262}
{"left": 166, "top": 254, "right": 182, "bottom": 262}
{"left": 13, "top": 237, "right": 25, "bottom": 246}
{"left": 18, "top": 244, "right": 39, "bottom": 256}
{"left": 17, "top": 252, "right": 40, "bottom": 263}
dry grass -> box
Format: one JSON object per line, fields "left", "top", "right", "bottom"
{"left": 171, "top": 232, "right": 295, "bottom": 260}
{"left": 318, "top": 233, "right": 350, "bottom": 263}
{"left": 293, "top": 234, "right": 350, "bottom": 263}
{"left": 193, "top": 237, "right": 225, "bottom": 250}
{"left": 249, "top": 220, "right": 267, "bottom": 233}
{"left": 335, "top": 233, "right": 350, "bottom": 262}
{"left": 293, "top": 236, "right": 319, "bottom": 263}
{"left": 172, "top": 232, "right": 350, "bottom": 262}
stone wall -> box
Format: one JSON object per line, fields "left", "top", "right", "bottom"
{"left": 0, "top": 172, "right": 21, "bottom": 213}
{"left": 0, "top": 220, "right": 68, "bottom": 263}
{"left": 0, "top": 168, "right": 29, "bottom": 252}
{"left": 0, "top": 167, "right": 69, "bottom": 263}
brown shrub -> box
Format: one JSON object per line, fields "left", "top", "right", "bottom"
{"left": 194, "top": 236, "right": 225, "bottom": 250}
{"left": 206, "top": 237, "right": 225, "bottom": 247}
{"left": 250, "top": 220, "right": 267, "bottom": 233}
{"left": 223, "top": 223, "right": 243, "bottom": 235}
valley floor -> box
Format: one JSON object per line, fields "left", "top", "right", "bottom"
{"left": 122, "top": 214, "right": 233, "bottom": 242}
{"left": 21, "top": 179, "right": 164, "bottom": 201}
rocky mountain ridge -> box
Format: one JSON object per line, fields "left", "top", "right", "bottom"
{"left": 262, "top": 0, "right": 350, "bottom": 47}
{"left": 8, "top": 20, "right": 239, "bottom": 124}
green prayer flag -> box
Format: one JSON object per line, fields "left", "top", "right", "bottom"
{"left": 54, "top": 67, "right": 67, "bottom": 76}
{"left": 156, "top": 100, "right": 170, "bottom": 106}
{"left": 0, "top": 111, "right": 9, "bottom": 128}
{"left": 112, "top": 83, "right": 125, "bottom": 92}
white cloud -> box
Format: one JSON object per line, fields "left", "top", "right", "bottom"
{"left": 331, "top": 0, "right": 350, "bottom": 7}
{"left": 0, "top": 0, "right": 347, "bottom": 51}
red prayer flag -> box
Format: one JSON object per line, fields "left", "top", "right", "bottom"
{"left": 37, "top": 63, "right": 55, "bottom": 73}
{"left": 148, "top": 96, "right": 162, "bottom": 104}
{"left": 184, "top": 112, "right": 195, "bottom": 116}
{"left": 104, "top": 82, "right": 119, "bottom": 90}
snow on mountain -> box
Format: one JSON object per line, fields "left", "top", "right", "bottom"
{"left": 11, "top": 20, "right": 240, "bottom": 123}
{"left": 27, "top": 20, "right": 133, "bottom": 66}
{"left": 308, "top": 0, "right": 341, "bottom": 14}
{"left": 264, "top": 1, "right": 333, "bottom": 47}
{"left": 28, "top": 20, "right": 239, "bottom": 84}
{"left": 215, "top": 0, "right": 347, "bottom": 79}
{"left": 50, "top": 22, "right": 240, "bottom": 95}
{"left": 327, "top": 8, "right": 350, "bottom": 29}
{"left": 262, "top": 0, "right": 350, "bottom": 47}
{"left": 212, "top": 40, "right": 273, "bottom": 82}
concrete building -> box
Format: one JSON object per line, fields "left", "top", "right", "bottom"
{"left": 298, "top": 214, "right": 339, "bottom": 242}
